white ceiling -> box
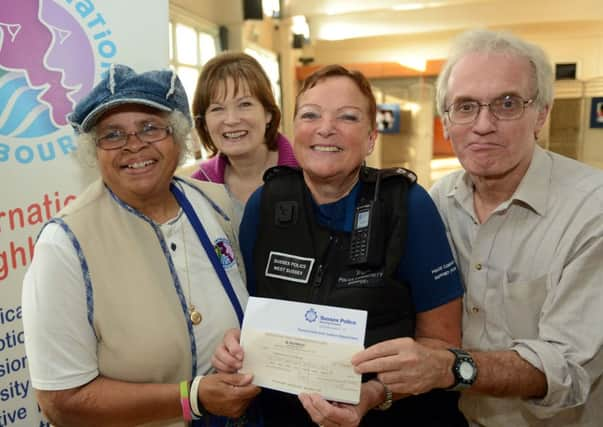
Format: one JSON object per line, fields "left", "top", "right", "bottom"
{"left": 280, "top": 0, "right": 603, "bottom": 41}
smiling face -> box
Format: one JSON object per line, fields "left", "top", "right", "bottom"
{"left": 443, "top": 52, "right": 549, "bottom": 181}
{"left": 203, "top": 77, "right": 272, "bottom": 161}
{"left": 95, "top": 104, "right": 180, "bottom": 209}
{"left": 294, "top": 75, "right": 377, "bottom": 194}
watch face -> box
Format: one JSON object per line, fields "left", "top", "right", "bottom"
{"left": 459, "top": 361, "right": 475, "bottom": 380}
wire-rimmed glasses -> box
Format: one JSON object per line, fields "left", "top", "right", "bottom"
{"left": 445, "top": 95, "right": 535, "bottom": 125}
{"left": 96, "top": 124, "right": 173, "bottom": 150}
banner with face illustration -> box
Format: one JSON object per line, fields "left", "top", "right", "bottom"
{"left": 0, "top": 0, "right": 168, "bottom": 424}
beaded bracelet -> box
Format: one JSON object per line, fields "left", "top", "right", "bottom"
{"left": 179, "top": 380, "right": 193, "bottom": 422}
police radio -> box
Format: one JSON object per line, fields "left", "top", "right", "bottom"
{"left": 348, "top": 174, "right": 385, "bottom": 268}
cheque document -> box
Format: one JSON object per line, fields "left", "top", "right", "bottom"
{"left": 241, "top": 329, "right": 362, "bottom": 404}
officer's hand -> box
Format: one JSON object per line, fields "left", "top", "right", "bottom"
{"left": 212, "top": 328, "right": 244, "bottom": 373}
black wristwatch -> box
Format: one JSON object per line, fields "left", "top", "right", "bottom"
{"left": 447, "top": 348, "right": 477, "bottom": 391}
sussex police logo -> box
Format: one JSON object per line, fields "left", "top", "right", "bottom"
{"left": 305, "top": 308, "right": 317, "bottom": 323}
{"left": 0, "top": 0, "right": 117, "bottom": 164}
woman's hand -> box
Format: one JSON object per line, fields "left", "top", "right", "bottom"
{"left": 212, "top": 328, "right": 244, "bottom": 373}
{"left": 198, "top": 373, "right": 261, "bottom": 418}
{"left": 297, "top": 380, "right": 383, "bottom": 427}
{"left": 298, "top": 394, "right": 363, "bottom": 427}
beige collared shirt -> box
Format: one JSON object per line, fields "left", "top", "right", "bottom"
{"left": 430, "top": 146, "right": 603, "bottom": 426}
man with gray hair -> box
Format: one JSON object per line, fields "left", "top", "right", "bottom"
{"left": 353, "top": 29, "right": 603, "bottom": 426}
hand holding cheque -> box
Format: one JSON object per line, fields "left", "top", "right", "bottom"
{"left": 213, "top": 297, "right": 381, "bottom": 425}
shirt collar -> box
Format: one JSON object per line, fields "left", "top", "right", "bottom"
{"left": 510, "top": 145, "right": 550, "bottom": 216}
{"left": 447, "top": 144, "right": 551, "bottom": 217}
{"left": 313, "top": 181, "right": 361, "bottom": 232}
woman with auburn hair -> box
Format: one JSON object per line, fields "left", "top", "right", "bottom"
{"left": 191, "top": 52, "right": 297, "bottom": 227}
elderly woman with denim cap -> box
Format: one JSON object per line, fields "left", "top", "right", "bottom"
{"left": 21, "top": 65, "right": 260, "bottom": 426}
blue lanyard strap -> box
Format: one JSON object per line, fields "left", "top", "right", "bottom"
{"left": 170, "top": 183, "right": 244, "bottom": 325}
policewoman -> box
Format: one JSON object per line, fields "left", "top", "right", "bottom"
{"left": 215, "top": 65, "right": 468, "bottom": 427}
{"left": 22, "top": 65, "right": 261, "bottom": 426}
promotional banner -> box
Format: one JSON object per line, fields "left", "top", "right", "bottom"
{"left": 0, "top": 0, "right": 169, "bottom": 424}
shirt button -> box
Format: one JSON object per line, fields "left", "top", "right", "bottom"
{"left": 471, "top": 306, "right": 480, "bottom": 314}
{"left": 475, "top": 263, "right": 482, "bottom": 270}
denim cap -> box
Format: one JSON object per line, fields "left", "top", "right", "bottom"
{"left": 69, "top": 64, "right": 192, "bottom": 133}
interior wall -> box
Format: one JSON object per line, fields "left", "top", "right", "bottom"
{"left": 371, "top": 80, "right": 435, "bottom": 186}
{"left": 309, "top": 22, "right": 603, "bottom": 80}
{"left": 170, "top": 0, "right": 242, "bottom": 25}
{"left": 167, "top": 2, "right": 603, "bottom": 171}
{"left": 169, "top": 0, "right": 297, "bottom": 137}
{"left": 308, "top": 21, "right": 603, "bottom": 171}
{"left": 583, "top": 78, "right": 603, "bottom": 169}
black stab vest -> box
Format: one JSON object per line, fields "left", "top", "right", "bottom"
{"left": 253, "top": 166, "right": 467, "bottom": 427}
{"left": 254, "top": 166, "right": 415, "bottom": 347}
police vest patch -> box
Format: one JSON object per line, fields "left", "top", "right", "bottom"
{"left": 265, "top": 251, "right": 315, "bottom": 284}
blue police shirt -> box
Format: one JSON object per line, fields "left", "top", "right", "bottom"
{"left": 239, "top": 181, "right": 463, "bottom": 312}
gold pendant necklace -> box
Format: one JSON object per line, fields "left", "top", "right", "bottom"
{"left": 189, "top": 308, "right": 202, "bottom": 325}
{"left": 180, "top": 214, "right": 202, "bottom": 326}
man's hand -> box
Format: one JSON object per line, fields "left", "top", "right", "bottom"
{"left": 352, "top": 337, "right": 453, "bottom": 395}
